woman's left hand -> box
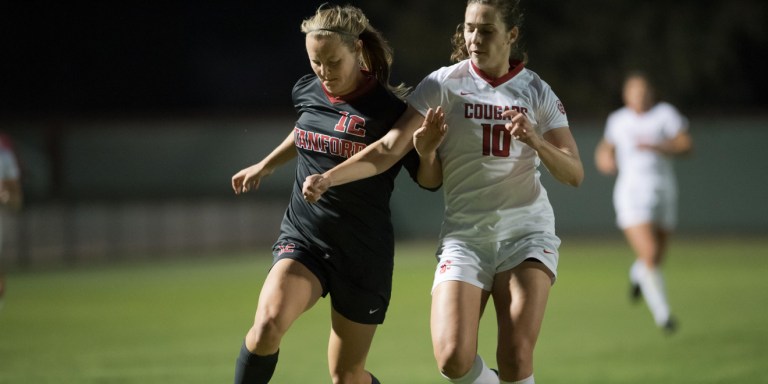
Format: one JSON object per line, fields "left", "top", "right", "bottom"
{"left": 502, "top": 109, "right": 541, "bottom": 149}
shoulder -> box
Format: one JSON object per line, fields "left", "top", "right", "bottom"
{"left": 374, "top": 80, "right": 406, "bottom": 103}
{"left": 514, "top": 68, "right": 552, "bottom": 97}
{"left": 607, "top": 107, "right": 631, "bottom": 121}
{"left": 427, "top": 60, "right": 471, "bottom": 83}
{"left": 412, "top": 61, "right": 470, "bottom": 99}
{"left": 292, "top": 74, "right": 319, "bottom": 96}
{"left": 605, "top": 108, "right": 632, "bottom": 134}
{"left": 370, "top": 82, "right": 408, "bottom": 114}
{"left": 652, "top": 102, "right": 683, "bottom": 117}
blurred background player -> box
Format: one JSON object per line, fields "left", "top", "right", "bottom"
{"left": 230, "top": 4, "right": 438, "bottom": 384}
{"left": 303, "top": 1, "right": 583, "bottom": 382}
{"left": 594, "top": 71, "right": 693, "bottom": 333}
{"left": 0, "top": 132, "right": 23, "bottom": 308}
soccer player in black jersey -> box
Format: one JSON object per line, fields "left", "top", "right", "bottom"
{"left": 230, "top": 5, "right": 440, "bottom": 384}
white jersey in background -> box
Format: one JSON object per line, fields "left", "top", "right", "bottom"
{"left": 604, "top": 102, "right": 688, "bottom": 229}
{"left": 408, "top": 60, "right": 569, "bottom": 242}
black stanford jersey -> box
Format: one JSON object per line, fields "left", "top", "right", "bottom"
{"left": 277, "top": 73, "right": 420, "bottom": 269}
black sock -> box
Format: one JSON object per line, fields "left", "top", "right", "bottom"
{"left": 234, "top": 342, "right": 279, "bottom": 384}
{"left": 370, "top": 372, "right": 381, "bottom": 384}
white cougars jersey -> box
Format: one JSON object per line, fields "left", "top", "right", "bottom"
{"left": 408, "top": 60, "right": 569, "bottom": 242}
{"left": 604, "top": 102, "right": 687, "bottom": 229}
{"left": 604, "top": 102, "right": 687, "bottom": 189}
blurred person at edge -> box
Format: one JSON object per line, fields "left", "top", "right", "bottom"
{"left": 0, "top": 132, "right": 23, "bottom": 307}
{"left": 595, "top": 71, "right": 693, "bottom": 333}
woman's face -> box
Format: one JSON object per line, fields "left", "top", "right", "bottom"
{"left": 623, "top": 76, "right": 653, "bottom": 113}
{"left": 306, "top": 34, "right": 362, "bottom": 97}
{"left": 464, "top": 3, "right": 517, "bottom": 76}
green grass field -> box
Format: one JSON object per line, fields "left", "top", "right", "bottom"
{"left": 1, "top": 237, "right": 767, "bottom": 383}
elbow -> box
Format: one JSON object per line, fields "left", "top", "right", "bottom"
{"left": 418, "top": 180, "right": 442, "bottom": 191}
{"left": 680, "top": 143, "right": 694, "bottom": 157}
{"left": 566, "top": 168, "right": 585, "bottom": 188}
{"left": 417, "top": 174, "right": 443, "bottom": 190}
{"left": 566, "top": 175, "right": 583, "bottom": 188}
{"left": 571, "top": 177, "right": 583, "bottom": 188}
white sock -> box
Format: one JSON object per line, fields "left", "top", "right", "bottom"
{"left": 637, "top": 263, "right": 671, "bottom": 326}
{"left": 443, "top": 354, "right": 499, "bottom": 384}
{"left": 501, "top": 374, "right": 534, "bottom": 384}
{"left": 630, "top": 260, "right": 642, "bottom": 285}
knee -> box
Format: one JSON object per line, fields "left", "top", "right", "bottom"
{"left": 247, "top": 311, "right": 288, "bottom": 352}
{"left": 434, "top": 342, "right": 476, "bottom": 379}
{"left": 329, "top": 370, "right": 367, "bottom": 384}
{"left": 329, "top": 371, "right": 346, "bottom": 384}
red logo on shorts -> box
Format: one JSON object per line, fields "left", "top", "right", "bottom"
{"left": 439, "top": 260, "right": 453, "bottom": 274}
{"left": 277, "top": 243, "right": 296, "bottom": 255}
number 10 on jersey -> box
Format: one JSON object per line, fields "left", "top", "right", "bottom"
{"left": 482, "top": 123, "right": 511, "bottom": 157}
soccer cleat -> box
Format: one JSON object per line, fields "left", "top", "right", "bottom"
{"left": 629, "top": 282, "right": 642, "bottom": 304}
{"left": 662, "top": 316, "right": 678, "bottom": 335}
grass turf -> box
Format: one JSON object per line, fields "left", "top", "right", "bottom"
{"left": 1, "top": 237, "right": 766, "bottom": 383}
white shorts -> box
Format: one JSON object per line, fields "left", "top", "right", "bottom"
{"left": 431, "top": 232, "right": 561, "bottom": 292}
{"left": 614, "top": 184, "right": 677, "bottom": 230}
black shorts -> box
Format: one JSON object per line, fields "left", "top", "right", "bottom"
{"left": 272, "top": 237, "right": 392, "bottom": 325}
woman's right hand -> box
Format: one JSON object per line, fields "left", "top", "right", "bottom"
{"left": 232, "top": 163, "right": 271, "bottom": 194}
{"left": 413, "top": 107, "right": 447, "bottom": 158}
{"left": 302, "top": 173, "right": 331, "bottom": 203}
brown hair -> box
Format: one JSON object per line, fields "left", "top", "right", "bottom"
{"left": 301, "top": 4, "right": 409, "bottom": 98}
{"left": 450, "top": 0, "right": 526, "bottom": 64}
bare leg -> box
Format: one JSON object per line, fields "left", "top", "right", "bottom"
{"left": 623, "top": 223, "right": 666, "bottom": 268}
{"left": 431, "top": 280, "right": 492, "bottom": 380}
{"left": 327, "top": 308, "right": 379, "bottom": 384}
{"left": 235, "top": 258, "right": 324, "bottom": 383}
{"left": 246, "top": 258, "right": 324, "bottom": 354}
{"left": 493, "top": 261, "right": 552, "bottom": 382}
{"left": 623, "top": 223, "right": 674, "bottom": 328}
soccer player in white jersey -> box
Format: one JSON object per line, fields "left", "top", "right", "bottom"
{"left": 303, "top": 1, "right": 583, "bottom": 382}
{"left": 595, "top": 72, "right": 692, "bottom": 333}
{"left": 0, "top": 132, "right": 23, "bottom": 307}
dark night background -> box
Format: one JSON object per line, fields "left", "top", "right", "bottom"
{"left": 3, "top": 1, "right": 767, "bottom": 120}
{"left": 1, "top": 1, "right": 767, "bottom": 253}
{"left": 1, "top": 1, "right": 767, "bottom": 272}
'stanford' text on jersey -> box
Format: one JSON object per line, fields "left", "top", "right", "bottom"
{"left": 280, "top": 73, "right": 420, "bottom": 261}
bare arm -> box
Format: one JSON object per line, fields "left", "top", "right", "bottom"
{"left": 303, "top": 106, "right": 441, "bottom": 202}
{"left": 639, "top": 131, "right": 693, "bottom": 156}
{"left": 412, "top": 107, "right": 447, "bottom": 189}
{"left": 231, "top": 131, "right": 297, "bottom": 194}
{"left": 594, "top": 138, "right": 617, "bottom": 176}
{"left": 503, "top": 110, "right": 584, "bottom": 187}
{"left": 0, "top": 178, "right": 22, "bottom": 211}
{"left": 538, "top": 127, "right": 584, "bottom": 187}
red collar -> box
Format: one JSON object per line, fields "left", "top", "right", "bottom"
{"left": 321, "top": 70, "right": 377, "bottom": 104}
{"left": 470, "top": 59, "right": 524, "bottom": 87}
